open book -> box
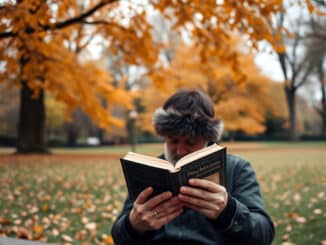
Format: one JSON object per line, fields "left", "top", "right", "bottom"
{"left": 120, "top": 143, "right": 226, "bottom": 201}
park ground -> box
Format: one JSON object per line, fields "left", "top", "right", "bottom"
{"left": 0, "top": 142, "right": 325, "bottom": 245}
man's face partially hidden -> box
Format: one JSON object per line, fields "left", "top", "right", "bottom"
{"left": 164, "top": 135, "right": 207, "bottom": 164}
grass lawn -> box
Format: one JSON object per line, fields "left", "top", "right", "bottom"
{"left": 0, "top": 142, "right": 325, "bottom": 244}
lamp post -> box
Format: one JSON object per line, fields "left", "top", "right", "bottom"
{"left": 129, "top": 110, "right": 138, "bottom": 152}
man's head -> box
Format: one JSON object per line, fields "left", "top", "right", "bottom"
{"left": 153, "top": 89, "right": 223, "bottom": 163}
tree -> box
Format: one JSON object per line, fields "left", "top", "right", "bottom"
{"left": 268, "top": 0, "right": 323, "bottom": 140}
{"left": 0, "top": 83, "right": 19, "bottom": 138}
{"left": 139, "top": 41, "right": 283, "bottom": 137}
{"left": 303, "top": 10, "right": 326, "bottom": 136}
{"left": 0, "top": 1, "right": 138, "bottom": 153}
{"left": 0, "top": 0, "right": 284, "bottom": 153}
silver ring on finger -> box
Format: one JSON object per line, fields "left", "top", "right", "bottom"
{"left": 152, "top": 210, "right": 159, "bottom": 218}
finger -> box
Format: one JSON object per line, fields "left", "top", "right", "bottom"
{"left": 155, "top": 196, "right": 181, "bottom": 212}
{"left": 188, "top": 178, "right": 224, "bottom": 193}
{"left": 180, "top": 186, "right": 215, "bottom": 201}
{"left": 156, "top": 198, "right": 183, "bottom": 217}
{"left": 178, "top": 193, "right": 215, "bottom": 210}
{"left": 162, "top": 203, "right": 184, "bottom": 217}
{"left": 135, "top": 187, "right": 153, "bottom": 204}
{"left": 145, "top": 191, "right": 173, "bottom": 210}
{"left": 182, "top": 202, "right": 213, "bottom": 217}
{"left": 157, "top": 208, "right": 183, "bottom": 225}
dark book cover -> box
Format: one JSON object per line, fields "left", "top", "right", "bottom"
{"left": 120, "top": 146, "right": 226, "bottom": 201}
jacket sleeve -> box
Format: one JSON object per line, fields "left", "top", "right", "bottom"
{"left": 211, "top": 159, "right": 275, "bottom": 245}
{"left": 111, "top": 196, "right": 157, "bottom": 245}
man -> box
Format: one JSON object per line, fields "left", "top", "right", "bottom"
{"left": 111, "top": 89, "right": 274, "bottom": 244}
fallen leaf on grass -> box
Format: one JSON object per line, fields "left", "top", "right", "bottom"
{"left": 293, "top": 193, "right": 301, "bottom": 202}
{"left": 62, "top": 234, "right": 73, "bottom": 242}
{"left": 33, "top": 224, "right": 43, "bottom": 234}
{"left": 295, "top": 216, "right": 307, "bottom": 224}
{"left": 52, "top": 228, "right": 59, "bottom": 237}
{"left": 317, "top": 192, "right": 324, "bottom": 199}
{"left": 14, "top": 219, "right": 22, "bottom": 225}
{"left": 81, "top": 216, "right": 89, "bottom": 224}
{"left": 41, "top": 204, "right": 49, "bottom": 212}
{"left": 85, "top": 222, "right": 96, "bottom": 231}
{"left": 102, "top": 234, "right": 114, "bottom": 245}
{"left": 75, "top": 230, "right": 87, "bottom": 240}
{"left": 285, "top": 224, "right": 292, "bottom": 232}
{"left": 286, "top": 212, "right": 298, "bottom": 218}
{"left": 0, "top": 216, "right": 11, "bottom": 225}
{"left": 42, "top": 217, "right": 51, "bottom": 227}
{"left": 282, "top": 234, "right": 290, "bottom": 240}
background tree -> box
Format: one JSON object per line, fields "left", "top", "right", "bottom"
{"left": 0, "top": 83, "right": 19, "bottom": 140}
{"left": 268, "top": 0, "right": 324, "bottom": 140}
{"left": 0, "top": 1, "right": 143, "bottom": 153}
{"left": 2, "top": 0, "right": 307, "bottom": 152}
{"left": 303, "top": 10, "right": 326, "bottom": 136}
{"left": 138, "top": 40, "right": 285, "bottom": 138}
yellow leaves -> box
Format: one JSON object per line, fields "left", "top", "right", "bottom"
{"left": 142, "top": 39, "right": 279, "bottom": 135}
{"left": 304, "top": 0, "right": 315, "bottom": 13}
{"left": 1, "top": 1, "right": 140, "bottom": 134}
{"left": 41, "top": 204, "right": 49, "bottom": 212}
{"left": 33, "top": 224, "right": 44, "bottom": 234}
{"left": 1, "top": 0, "right": 293, "bottom": 138}
{"left": 103, "top": 235, "right": 114, "bottom": 245}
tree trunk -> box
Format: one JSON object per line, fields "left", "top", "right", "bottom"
{"left": 17, "top": 82, "right": 48, "bottom": 153}
{"left": 318, "top": 59, "right": 326, "bottom": 137}
{"left": 66, "top": 123, "right": 78, "bottom": 147}
{"left": 285, "top": 86, "right": 299, "bottom": 141}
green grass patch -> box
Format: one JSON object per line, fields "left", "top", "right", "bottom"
{"left": 0, "top": 142, "right": 325, "bottom": 244}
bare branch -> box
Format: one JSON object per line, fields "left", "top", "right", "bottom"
{"left": 277, "top": 52, "right": 289, "bottom": 81}
{"left": 81, "top": 19, "right": 130, "bottom": 32}
{"left": 0, "top": 0, "right": 118, "bottom": 40}
{"left": 0, "top": 31, "right": 16, "bottom": 39}
{"left": 76, "top": 33, "right": 96, "bottom": 54}
{"left": 294, "top": 62, "right": 314, "bottom": 90}
{"left": 53, "top": 0, "right": 117, "bottom": 30}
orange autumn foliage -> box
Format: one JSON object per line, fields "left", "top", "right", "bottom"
{"left": 0, "top": 1, "right": 136, "bottom": 130}
{"left": 139, "top": 41, "right": 285, "bottom": 135}
{"left": 0, "top": 0, "right": 316, "bottom": 146}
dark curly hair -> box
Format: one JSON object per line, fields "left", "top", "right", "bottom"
{"left": 152, "top": 89, "right": 223, "bottom": 142}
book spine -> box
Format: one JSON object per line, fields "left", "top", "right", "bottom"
{"left": 169, "top": 173, "right": 180, "bottom": 196}
{"left": 220, "top": 148, "right": 227, "bottom": 187}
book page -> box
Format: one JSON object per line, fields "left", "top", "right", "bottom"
{"left": 123, "top": 152, "right": 174, "bottom": 171}
{"left": 175, "top": 144, "right": 224, "bottom": 169}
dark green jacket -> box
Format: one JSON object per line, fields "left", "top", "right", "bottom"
{"left": 111, "top": 154, "right": 275, "bottom": 244}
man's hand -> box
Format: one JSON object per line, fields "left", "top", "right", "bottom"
{"left": 178, "top": 178, "right": 228, "bottom": 220}
{"left": 129, "top": 187, "right": 183, "bottom": 234}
